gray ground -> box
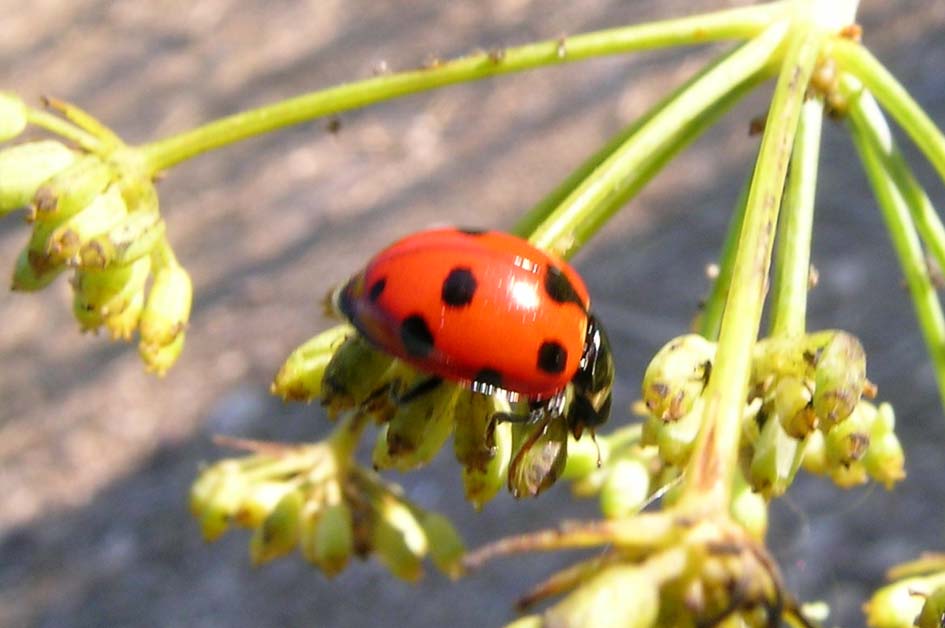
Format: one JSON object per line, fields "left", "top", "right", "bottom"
{"left": 1, "top": 1, "right": 944, "bottom": 626}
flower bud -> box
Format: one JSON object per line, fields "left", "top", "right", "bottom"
{"left": 773, "top": 376, "right": 816, "bottom": 438}
{"left": 0, "top": 92, "right": 27, "bottom": 142}
{"left": 828, "top": 460, "right": 869, "bottom": 488}
{"left": 272, "top": 325, "right": 353, "bottom": 402}
{"left": 140, "top": 260, "right": 192, "bottom": 347}
{"left": 10, "top": 247, "right": 63, "bottom": 291}
{"left": 32, "top": 153, "right": 113, "bottom": 221}
{"left": 508, "top": 415, "right": 569, "bottom": 498}
{"left": 813, "top": 331, "right": 867, "bottom": 430}
{"left": 0, "top": 140, "right": 76, "bottom": 215}
{"left": 79, "top": 209, "right": 165, "bottom": 269}
{"left": 105, "top": 287, "right": 144, "bottom": 340}
{"left": 315, "top": 502, "right": 355, "bottom": 577}
{"left": 543, "top": 564, "right": 659, "bottom": 628}
{"left": 599, "top": 458, "right": 650, "bottom": 519}
{"left": 372, "top": 495, "right": 428, "bottom": 582}
{"left": 191, "top": 465, "right": 248, "bottom": 542}
{"left": 915, "top": 585, "right": 945, "bottom": 628}
{"left": 232, "top": 481, "right": 297, "bottom": 528}
{"left": 749, "top": 415, "right": 802, "bottom": 498}
{"left": 373, "top": 382, "right": 459, "bottom": 471}
{"left": 824, "top": 401, "right": 872, "bottom": 468}
{"left": 420, "top": 511, "right": 465, "bottom": 579}
{"left": 46, "top": 184, "right": 128, "bottom": 265}
{"left": 642, "top": 334, "right": 715, "bottom": 422}
{"left": 655, "top": 397, "right": 704, "bottom": 466}
{"left": 453, "top": 390, "right": 501, "bottom": 471}
{"left": 462, "top": 419, "right": 512, "bottom": 509}
{"left": 730, "top": 471, "right": 767, "bottom": 541}
{"left": 321, "top": 335, "right": 396, "bottom": 417}
{"left": 504, "top": 616, "right": 542, "bottom": 628}
{"left": 864, "top": 577, "right": 932, "bottom": 628}
{"left": 561, "top": 432, "right": 609, "bottom": 481}
{"left": 140, "top": 333, "right": 186, "bottom": 376}
{"left": 863, "top": 431, "right": 905, "bottom": 489}
{"left": 249, "top": 489, "right": 303, "bottom": 565}
{"left": 72, "top": 255, "right": 151, "bottom": 332}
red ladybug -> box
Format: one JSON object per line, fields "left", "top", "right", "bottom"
{"left": 334, "top": 227, "right": 613, "bottom": 435}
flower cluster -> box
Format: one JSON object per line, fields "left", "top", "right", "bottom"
{"left": 0, "top": 93, "right": 191, "bottom": 373}
{"left": 865, "top": 554, "right": 945, "bottom": 628}
{"left": 639, "top": 330, "right": 904, "bottom": 498}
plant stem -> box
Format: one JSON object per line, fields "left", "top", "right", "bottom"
{"left": 846, "top": 83, "right": 945, "bottom": 413}
{"left": 769, "top": 97, "right": 823, "bottom": 337}
{"left": 26, "top": 107, "right": 103, "bottom": 153}
{"left": 699, "top": 174, "right": 751, "bottom": 341}
{"left": 831, "top": 38, "right": 945, "bottom": 189}
{"left": 679, "top": 10, "right": 823, "bottom": 510}
{"left": 526, "top": 22, "right": 789, "bottom": 259}
{"left": 139, "top": 3, "right": 788, "bottom": 173}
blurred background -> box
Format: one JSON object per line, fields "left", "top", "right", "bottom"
{"left": 1, "top": 1, "right": 944, "bottom": 626}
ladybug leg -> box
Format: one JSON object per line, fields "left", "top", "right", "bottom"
{"left": 394, "top": 375, "right": 444, "bottom": 404}
{"left": 491, "top": 396, "right": 557, "bottom": 425}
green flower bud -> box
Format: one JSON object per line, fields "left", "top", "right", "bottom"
{"left": 504, "top": 616, "right": 542, "bottom": 628}
{"left": 315, "top": 502, "right": 355, "bottom": 577}
{"left": 828, "top": 460, "right": 869, "bottom": 488}
{"left": 298, "top": 500, "right": 324, "bottom": 566}
{"left": 773, "top": 376, "right": 816, "bottom": 438}
{"left": 599, "top": 458, "right": 650, "bottom": 519}
{"left": 272, "top": 325, "right": 353, "bottom": 402}
{"left": 655, "top": 397, "right": 704, "bottom": 467}
{"left": 46, "top": 183, "right": 128, "bottom": 265}
{"left": 140, "top": 260, "right": 192, "bottom": 348}
{"left": 232, "top": 481, "right": 296, "bottom": 528}
{"left": 79, "top": 209, "right": 165, "bottom": 269}
{"left": 0, "top": 140, "right": 76, "bottom": 215}
{"left": 191, "top": 464, "right": 248, "bottom": 542}
{"left": 0, "top": 92, "right": 27, "bottom": 142}
{"left": 508, "top": 415, "right": 569, "bottom": 498}
{"left": 453, "top": 390, "right": 501, "bottom": 471}
{"left": 373, "top": 382, "right": 459, "bottom": 471}
{"left": 104, "top": 287, "right": 144, "bottom": 340}
{"left": 813, "top": 331, "right": 867, "bottom": 430}
{"left": 462, "top": 419, "right": 512, "bottom": 509}
{"left": 825, "top": 401, "right": 872, "bottom": 468}
{"left": 321, "top": 335, "right": 396, "bottom": 417}
{"left": 140, "top": 333, "right": 185, "bottom": 376}
{"left": 801, "top": 429, "right": 827, "bottom": 475}
{"left": 561, "top": 433, "right": 609, "bottom": 481}
{"left": 10, "top": 246, "right": 64, "bottom": 291}
{"left": 249, "top": 489, "right": 303, "bottom": 565}
{"left": 32, "top": 153, "right": 113, "bottom": 221}
{"left": 730, "top": 471, "right": 767, "bottom": 541}
{"left": 372, "top": 496, "right": 428, "bottom": 582}
{"left": 749, "top": 414, "right": 802, "bottom": 498}
{"left": 915, "top": 585, "right": 945, "bottom": 628}
{"left": 543, "top": 564, "right": 659, "bottom": 628}
{"left": 865, "top": 577, "right": 933, "bottom": 628}
{"left": 420, "top": 511, "right": 465, "bottom": 579}
{"left": 72, "top": 255, "right": 151, "bottom": 332}
{"left": 863, "top": 431, "right": 906, "bottom": 489}
{"left": 642, "top": 334, "right": 715, "bottom": 421}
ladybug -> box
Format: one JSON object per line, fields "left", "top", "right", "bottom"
{"left": 333, "top": 227, "right": 614, "bottom": 436}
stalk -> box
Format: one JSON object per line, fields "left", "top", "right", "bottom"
{"left": 139, "top": 3, "right": 787, "bottom": 172}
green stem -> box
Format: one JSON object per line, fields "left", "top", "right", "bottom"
{"left": 139, "top": 2, "right": 788, "bottom": 173}
{"left": 831, "top": 38, "right": 945, "bottom": 189}
{"left": 26, "top": 107, "right": 103, "bottom": 153}
{"left": 769, "top": 97, "right": 823, "bottom": 337}
{"left": 680, "top": 11, "right": 823, "bottom": 510}
{"left": 526, "top": 21, "right": 789, "bottom": 259}
{"left": 699, "top": 174, "right": 751, "bottom": 341}
{"left": 846, "top": 83, "right": 945, "bottom": 414}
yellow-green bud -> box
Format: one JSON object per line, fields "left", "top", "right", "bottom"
{"left": 561, "top": 433, "right": 609, "bottom": 481}
{"left": 749, "top": 415, "right": 802, "bottom": 498}
{"left": 504, "top": 616, "right": 542, "bottom": 628}
{"left": 0, "top": 92, "right": 27, "bottom": 142}
{"left": 863, "top": 431, "right": 906, "bottom": 489}
{"left": 824, "top": 401, "right": 872, "bottom": 468}
{"left": 373, "top": 382, "right": 459, "bottom": 471}
{"left": 140, "top": 261, "right": 192, "bottom": 347}
{"left": 372, "top": 496, "right": 428, "bottom": 582}
{"left": 656, "top": 397, "right": 704, "bottom": 467}
{"left": 232, "top": 481, "right": 296, "bottom": 528}
{"left": 315, "top": 502, "right": 355, "bottom": 577}
{"left": 462, "top": 419, "right": 512, "bottom": 509}
{"left": 0, "top": 140, "right": 76, "bottom": 214}
{"left": 10, "top": 246, "right": 64, "bottom": 291}
{"left": 272, "top": 325, "right": 353, "bottom": 402}
{"left": 915, "top": 585, "right": 945, "bottom": 628}
{"left": 543, "top": 564, "right": 659, "bottom": 628}
{"left": 321, "top": 335, "right": 395, "bottom": 417}
{"left": 642, "top": 334, "right": 715, "bottom": 421}
{"left": 105, "top": 287, "right": 144, "bottom": 340}
{"left": 599, "top": 458, "right": 650, "bottom": 519}
{"left": 191, "top": 465, "right": 248, "bottom": 542}
{"left": 420, "top": 512, "right": 465, "bottom": 579}
{"left": 801, "top": 430, "right": 827, "bottom": 475}
{"left": 508, "top": 415, "right": 569, "bottom": 498}
{"left": 140, "top": 333, "right": 186, "bottom": 376}
{"left": 773, "top": 376, "right": 816, "bottom": 438}
{"left": 864, "top": 576, "right": 938, "bottom": 628}
{"left": 46, "top": 184, "right": 128, "bottom": 265}
{"left": 249, "top": 489, "right": 303, "bottom": 565}
{"left": 828, "top": 460, "right": 869, "bottom": 488}
{"left": 453, "top": 390, "right": 502, "bottom": 471}
{"left": 79, "top": 209, "right": 165, "bottom": 269}
{"left": 32, "top": 153, "right": 113, "bottom": 221}
{"left": 813, "top": 331, "right": 867, "bottom": 430}
{"left": 72, "top": 255, "right": 151, "bottom": 332}
{"left": 730, "top": 471, "right": 768, "bottom": 541}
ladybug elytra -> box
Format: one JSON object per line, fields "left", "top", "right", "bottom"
{"left": 334, "top": 227, "right": 614, "bottom": 436}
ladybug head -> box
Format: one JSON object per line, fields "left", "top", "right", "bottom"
{"left": 566, "top": 313, "right": 614, "bottom": 439}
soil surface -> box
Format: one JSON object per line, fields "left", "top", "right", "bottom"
{"left": 2, "top": 1, "right": 945, "bottom": 627}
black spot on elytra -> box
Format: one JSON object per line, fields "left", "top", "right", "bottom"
{"left": 401, "top": 314, "right": 434, "bottom": 358}
{"left": 368, "top": 277, "right": 386, "bottom": 302}
{"left": 537, "top": 340, "right": 568, "bottom": 374}
{"left": 473, "top": 368, "right": 503, "bottom": 391}
{"left": 457, "top": 227, "right": 487, "bottom": 236}
{"left": 544, "top": 265, "right": 583, "bottom": 307}
{"left": 441, "top": 267, "right": 477, "bottom": 307}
